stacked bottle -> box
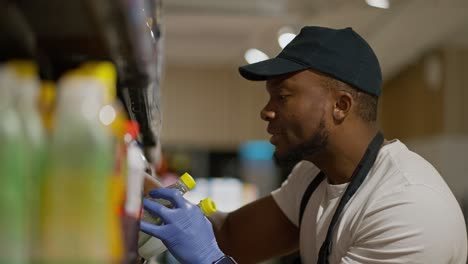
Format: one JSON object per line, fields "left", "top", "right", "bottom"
{"left": 8, "top": 60, "right": 47, "bottom": 263}
{"left": 0, "top": 64, "right": 29, "bottom": 264}
{"left": 0, "top": 59, "right": 217, "bottom": 264}
{"left": 40, "top": 62, "right": 122, "bottom": 264}
{"left": 122, "top": 121, "right": 148, "bottom": 264}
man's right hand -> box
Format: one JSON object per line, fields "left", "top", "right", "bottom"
{"left": 140, "top": 188, "right": 225, "bottom": 264}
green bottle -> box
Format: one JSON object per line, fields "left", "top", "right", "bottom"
{"left": 0, "top": 65, "right": 28, "bottom": 264}
{"left": 9, "top": 60, "right": 47, "bottom": 263}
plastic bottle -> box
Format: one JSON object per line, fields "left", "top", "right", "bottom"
{"left": 9, "top": 60, "right": 47, "bottom": 262}
{"left": 111, "top": 119, "right": 137, "bottom": 264}
{"left": 138, "top": 173, "right": 217, "bottom": 261}
{"left": 157, "top": 173, "right": 196, "bottom": 205}
{"left": 138, "top": 197, "right": 217, "bottom": 261}
{"left": 140, "top": 173, "right": 196, "bottom": 227}
{"left": 125, "top": 131, "right": 146, "bottom": 218}
{"left": 123, "top": 121, "right": 147, "bottom": 264}
{"left": 0, "top": 64, "right": 29, "bottom": 264}
{"left": 9, "top": 61, "right": 44, "bottom": 151}
{"left": 40, "top": 62, "right": 118, "bottom": 263}
{"left": 138, "top": 173, "right": 196, "bottom": 252}
{"left": 82, "top": 62, "right": 126, "bottom": 263}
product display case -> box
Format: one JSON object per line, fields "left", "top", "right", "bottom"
{"left": 0, "top": 0, "right": 164, "bottom": 153}
{"left": 0, "top": 1, "right": 164, "bottom": 263}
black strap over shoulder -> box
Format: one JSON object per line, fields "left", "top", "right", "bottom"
{"left": 299, "top": 171, "right": 325, "bottom": 227}
{"left": 317, "top": 132, "right": 384, "bottom": 264}
{"left": 295, "top": 131, "right": 384, "bottom": 264}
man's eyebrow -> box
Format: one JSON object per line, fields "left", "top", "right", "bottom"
{"left": 280, "top": 85, "right": 294, "bottom": 91}
{"left": 275, "top": 83, "right": 294, "bottom": 93}
{"left": 267, "top": 86, "right": 293, "bottom": 96}
{"left": 267, "top": 79, "right": 295, "bottom": 93}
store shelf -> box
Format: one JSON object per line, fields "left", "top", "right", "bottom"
{"left": 0, "top": 0, "right": 163, "bottom": 149}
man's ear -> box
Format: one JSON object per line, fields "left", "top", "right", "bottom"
{"left": 332, "top": 90, "right": 353, "bottom": 123}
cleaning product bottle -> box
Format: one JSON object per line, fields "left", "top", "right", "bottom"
{"left": 9, "top": 61, "right": 45, "bottom": 153}
{"left": 139, "top": 173, "right": 196, "bottom": 233}
{"left": 124, "top": 126, "right": 146, "bottom": 264}
{"left": 138, "top": 173, "right": 196, "bottom": 252}
{"left": 40, "top": 62, "right": 117, "bottom": 264}
{"left": 9, "top": 60, "right": 47, "bottom": 262}
{"left": 82, "top": 62, "right": 126, "bottom": 263}
{"left": 0, "top": 64, "right": 29, "bottom": 264}
{"left": 125, "top": 130, "right": 146, "bottom": 219}
{"left": 149, "top": 172, "right": 196, "bottom": 209}
{"left": 138, "top": 197, "right": 217, "bottom": 260}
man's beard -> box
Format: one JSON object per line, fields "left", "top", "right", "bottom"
{"left": 273, "top": 118, "right": 329, "bottom": 169}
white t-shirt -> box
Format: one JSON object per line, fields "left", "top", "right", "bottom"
{"left": 272, "top": 140, "right": 467, "bottom": 264}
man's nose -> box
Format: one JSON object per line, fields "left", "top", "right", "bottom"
{"left": 260, "top": 108, "right": 275, "bottom": 121}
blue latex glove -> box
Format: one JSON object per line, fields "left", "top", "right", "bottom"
{"left": 140, "top": 188, "right": 224, "bottom": 264}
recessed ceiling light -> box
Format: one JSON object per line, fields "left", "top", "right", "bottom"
{"left": 365, "top": 0, "right": 390, "bottom": 9}
{"left": 244, "top": 49, "right": 269, "bottom": 64}
{"left": 278, "top": 33, "right": 296, "bottom": 49}
{"left": 277, "top": 26, "right": 296, "bottom": 49}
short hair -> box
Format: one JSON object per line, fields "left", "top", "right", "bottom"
{"left": 321, "top": 76, "right": 378, "bottom": 122}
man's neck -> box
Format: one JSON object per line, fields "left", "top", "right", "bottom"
{"left": 307, "top": 126, "right": 381, "bottom": 185}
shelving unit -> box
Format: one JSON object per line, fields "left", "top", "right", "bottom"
{"left": 0, "top": 0, "right": 163, "bottom": 152}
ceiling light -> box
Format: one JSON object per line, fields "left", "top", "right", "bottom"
{"left": 365, "top": 0, "right": 390, "bottom": 9}
{"left": 278, "top": 33, "right": 296, "bottom": 49}
{"left": 244, "top": 49, "right": 269, "bottom": 64}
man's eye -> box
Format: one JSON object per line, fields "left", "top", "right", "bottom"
{"left": 278, "top": 95, "right": 289, "bottom": 100}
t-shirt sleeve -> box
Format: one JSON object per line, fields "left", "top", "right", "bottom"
{"left": 340, "top": 185, "right": 467, "bottom": 264}
{"left": 271, "top": 161, "right": 320, "bottom": 227}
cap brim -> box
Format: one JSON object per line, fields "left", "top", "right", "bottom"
{"left": 239, "top": 57, "right": 309, "bottom": 81}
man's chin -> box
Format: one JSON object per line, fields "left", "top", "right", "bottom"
{"left": 273, "top": 151, "right": 302, "bottom": 169}
{"left": 272, "top": 117, "right": 328, "bottom": 169}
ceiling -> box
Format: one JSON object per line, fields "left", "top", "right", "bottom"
{"left": 161, "top": 0, "right": 468, "bottom": 80}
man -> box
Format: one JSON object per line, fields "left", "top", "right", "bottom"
{"left": 141, "top": 26, "right": 468, "bottom": 264}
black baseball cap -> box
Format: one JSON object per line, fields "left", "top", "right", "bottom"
{"left": 239, "top": 26, "right": 382, "bottom": 96}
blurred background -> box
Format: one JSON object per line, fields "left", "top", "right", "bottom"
{"left": 159, "top": 0, "right": 468, "bottom": 216}
{"left": 159, "top": 0, "right": 468, "bottom": 261}
{"left": 0, "top": 0, "right": 467, "bottom": 263}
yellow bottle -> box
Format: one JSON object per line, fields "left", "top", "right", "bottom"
{"left": 41, "top": 62, "right": 120, "bottom": 263}
{"left": 83, "top": 62, "right": 126, "bottom": 263}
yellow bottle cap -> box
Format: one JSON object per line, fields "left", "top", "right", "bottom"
{"left": 8, "top": 60, "right": 38, "bottom": 78}
{"left": 179, "top": 172, "right": 196, "bottom": 190}
{"left": 199, "top": 198, "right": 217, "bottom": 216}
{"left": 81, "top": 61, "right": 117, "bottom": 103}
